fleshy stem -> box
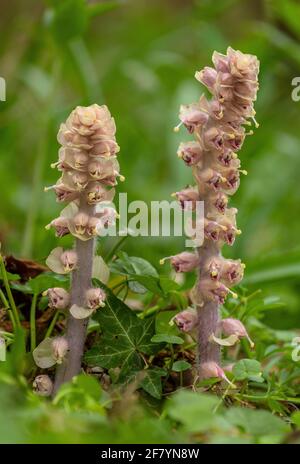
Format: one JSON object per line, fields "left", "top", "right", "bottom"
{"left": 53, "top": 200, "right": 95, "bottom": 393}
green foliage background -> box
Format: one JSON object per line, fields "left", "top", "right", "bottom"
{"left": 1, "top": 0, "right": 300, "bottom": 444}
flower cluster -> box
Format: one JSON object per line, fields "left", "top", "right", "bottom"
{"left": 165, "top": 47, "right": 259, "bottom": 382}
{"left": 33, "top": 105, "right": 122, "bottom": 380}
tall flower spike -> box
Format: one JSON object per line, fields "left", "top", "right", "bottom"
{"left": 167, "top": 48, "right": 259, "bottom": 382}
{"left": 43, "top": 105, "right": 122, "bottom": 394}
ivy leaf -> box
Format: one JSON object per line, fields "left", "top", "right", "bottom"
{"left": 233, "top": 359, "right": 264, "bottom": 383}
{"left": 139, "top": 368, "right": 167, "bottom": 399}
{"left": 84, "top": 283, "right": 158, "bottom": 375}
{"left": 110, "top": 252, "right": 179, "bottom": 295}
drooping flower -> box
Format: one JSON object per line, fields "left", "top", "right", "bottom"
{"left": 160, "top": 251, "right": 199, "bottom": 273}
{"left": 172, "top": 307, "right": 198, "bottom": 333}
{"left": 221, "top": 318, "right": 254, "bottom": 347}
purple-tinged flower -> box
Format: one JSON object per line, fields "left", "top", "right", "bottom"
{"left": 46, "top": 217, "right": 69, "bottom": 237}
{"left": 86, "top": 287, "right": 106, "bottom": 310}
{"left": 200, "top": 361, "right": 235, "bottom": 387}
{"left": 160, "top": 251, "right": 199, "bottom": 273}
{"left": 172, "top": 186, "right": 199, "bottom": 210}
{"left": 195, "top": 66, "right": 217, "bottom": 91}
{"left": 177, "top": 141, "right": 203, "bottom": 166}
{"left": 172, "top": 307, "right": 198, "bottom": 333}
{"left": 221, "top": 318, "right": 254, "bottom": 347}
{"left": 43, "top": 287, "right": 70, "bottom": 310}
{"left": 178, "top": 103, "right": 209, "bottom": 133}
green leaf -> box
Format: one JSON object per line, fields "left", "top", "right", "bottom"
{"left": 53, "top": 374, "right": 106, "bottom": 413}
{"left": 166, "top": 390, "right": 219, "bottom": 433}
{"left": 151, "top": 334, "right": 184, "bottom": 345}
{"left": 27, "top": 272, "right": 69, "bottom": 295}
{"left": 85, "top": 283, "right": 158, "bottom": 375}
{"left": 225, "top": 408, "right": 289, "bottom": 440}
{"left": 139, "top": 368, "right": 167, "bottom": 399}
{"left": 172, "top": 360, "right": 191, "bottom": 372}
{"left": 233, "top": 359, "right": 264, "bottom": 382}
{"left": 110, "top": 252, "right": 178, "bottom": 295}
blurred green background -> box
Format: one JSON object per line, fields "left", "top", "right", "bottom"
{"left": 1, "top": 0, "right": 300, "bottom": 328}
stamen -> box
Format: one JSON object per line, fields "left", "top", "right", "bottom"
{"left": 51, "top": 162, "right": 60, "bottom": 169}
{"left": 251, "top": 116, "right": 259, "bottom": 128}
{"left": 44, "top": 185, "right": 55, "bottom": 192}
{"left": 173, "top": 121, "right": 183, "bottom": 133}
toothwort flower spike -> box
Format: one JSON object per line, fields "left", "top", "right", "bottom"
{"left": 169, "top": 48, "right": 259, "bottom": 380}
{"left": 44, "top": 105, "right": 121, "bottom": 394}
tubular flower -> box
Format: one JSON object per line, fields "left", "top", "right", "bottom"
{"left": 164, "top": 47, "right": 259, "bottom": 380}
{"left": 160, "top": 251, "right": 199, "bottom": 273}
{"left": 43, "top": 104, "right": 122, "bottom": 393}
{"left": 172, "top": 307, "right": 198, "bottom": 333}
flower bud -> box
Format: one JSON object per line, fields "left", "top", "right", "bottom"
{"left": 173, "top": 307, "right": 197, "bottom": 333}
{"left": 33, "top": 375, "right": 53, "bottom": 397}
{"left": 44, "top": 287, "right": 70, "bottom": 310}
{"left": 86, "top": 287, "right": 106, "bottom": 309}
{"left": 52, "top": 337, "right": 69, "bottom": 364}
